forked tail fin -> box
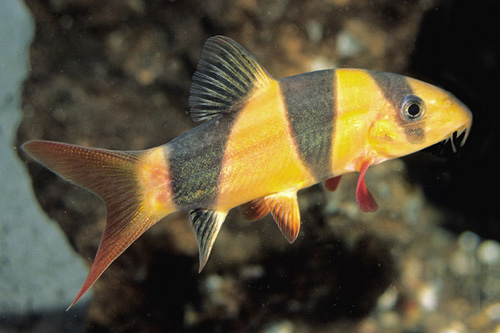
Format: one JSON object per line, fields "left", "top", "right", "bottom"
{"left": 22, "top": 140, "right": 170, "bottom": 309}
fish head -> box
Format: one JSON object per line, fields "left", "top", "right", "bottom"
{"left": 367, "top": 76, "right": 472, "bottom": 160}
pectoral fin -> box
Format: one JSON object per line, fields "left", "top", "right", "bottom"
{"left": 189, "top": 208, "right": 227, "bottom": 272}
{"left": 356, "top": 162, "right": 378, "bottom": 212}
{"left": 264, "top": 191, "right": 301, "bottom": 243}
{"left": 324, "top": 175, "right": 342, "bottom": 191}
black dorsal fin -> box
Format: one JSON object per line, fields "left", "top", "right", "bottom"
{"left": 189, "top": 36, "right": 273, "bottom": 122}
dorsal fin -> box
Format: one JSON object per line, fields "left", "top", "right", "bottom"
{"left": 189, "top": 36, "right": 273, "bottom": 122}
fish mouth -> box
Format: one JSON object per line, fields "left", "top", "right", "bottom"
{"left": 442, "top": 124, "right": 471, "bottom": 153}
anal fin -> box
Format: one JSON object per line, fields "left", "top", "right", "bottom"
{"left": 264, "top": 191, "right": 301, "bottom": 243}
{"left": 189, "top": 208, "right": 227, "bottom": 272}
{"left": 241, "top": 197, "right": 270, "bottom": 221}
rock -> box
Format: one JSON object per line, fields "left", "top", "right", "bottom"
{"left": 0, "top": 0, "right": 89, "bottom": 325}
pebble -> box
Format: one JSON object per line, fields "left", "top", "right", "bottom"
{"left": 450, "top": 251, "right": 475, "bottom": 276}
{"left": 438, "top": 321, "right": 467, "bottom": 333}
{"left": 239, "top": 265, "right": 265, "bottom": 280}
{"left": 458, "top": 231, "right": 480, "bottom": 252}
{"left": 477, "top": 240, "right": 500, "bottom": 265}
{"left": 378, "top": 311, "right": 400, "bottom": 329}
{"left": 308, "top": 56, "right": 337, "bottom": 71}
{"left": 418, "top": 282, "right": 439, "bottom": 311}
{"left": 204, "top": 274, "right": 223, "bottom": 292}
{"left": 263, "top": 320, "right": 294, "bottom": 333}
{"left": 376, "top": 286, "right": 398, "bottom": 311}
{"left": 486, "top": 303, "right": 500, "bottom": 321}
{"left": 336, "top": 30, "right": 364, "bottom": 58}
{"left": 305, "top": 20, "right": 323, "bottom": 43}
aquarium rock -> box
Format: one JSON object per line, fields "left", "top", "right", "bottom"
{"left": 0, "top": 0, "right": 89, "bottom": 315}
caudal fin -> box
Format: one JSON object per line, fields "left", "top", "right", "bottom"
{"left": 22, "top": 140, "right": 170, "bottom": 309}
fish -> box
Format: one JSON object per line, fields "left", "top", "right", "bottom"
{"left": 22, "top": 35, "right": 472, "bottom": 309}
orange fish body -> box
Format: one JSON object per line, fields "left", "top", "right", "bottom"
{"left": 23, "top": 36, "right": 472, "bottom": 309}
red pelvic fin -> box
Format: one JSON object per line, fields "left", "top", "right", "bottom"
{"left": 324, "top": 175, "right": 342, "bottom": 191}
{"left": 356, "top": 162, "right": 379, "bottom": 213}
{"left": 241, "top": 197, "right": 270, "bottom": 221}
{"left": 264, "top": 191, "right": 301, "bottom": 243}
{"left": 22, "top": 140, "right": 166, "bottom": 310}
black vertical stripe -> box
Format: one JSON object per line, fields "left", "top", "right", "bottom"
{"left": 165, "top": 113, "right": 238, "bottom": 209}
{"left": 368, "top": 70, "right": 425, "bottom": 144}
{"left": 280, "top": 69, "right": 336, "bottom": 180}
{"left": 368, "top": 70, "right": 414, "bottom": 110}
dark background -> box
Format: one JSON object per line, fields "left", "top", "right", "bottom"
{"left": 14, "top": 0, "right": 500, "bottom": 331}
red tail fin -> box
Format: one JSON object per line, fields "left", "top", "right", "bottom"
{"left": 22, "top": 140, "right": 166, "bottom": 309}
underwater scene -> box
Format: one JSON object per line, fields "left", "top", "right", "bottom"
{"left": 2, "top": 0, "right": 500, "bottom": 332}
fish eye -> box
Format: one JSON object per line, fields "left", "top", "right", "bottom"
{"left": 401, "top": 95, "right": 425, "bottom": 121}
